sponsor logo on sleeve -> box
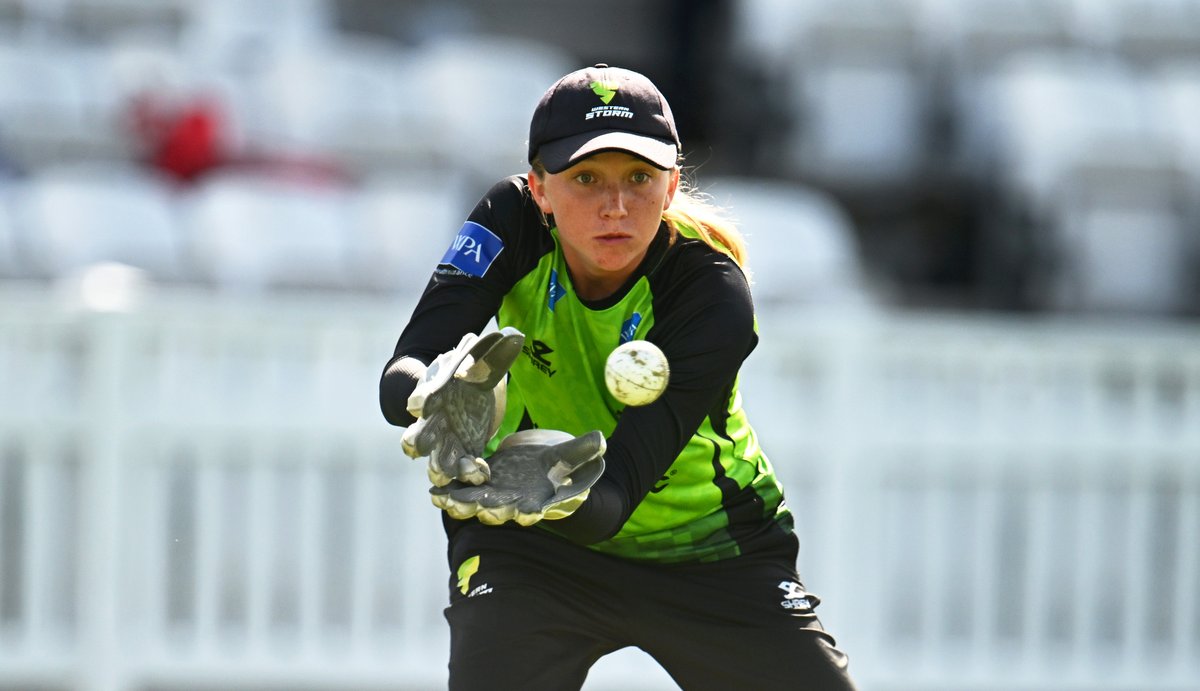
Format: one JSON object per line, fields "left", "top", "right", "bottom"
{"left": 440, "top": 222, "right": 503, "bottom": 277}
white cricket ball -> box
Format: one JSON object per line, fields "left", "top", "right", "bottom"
{"left": 604, "top": 340, "right": 670, "bottom": 407}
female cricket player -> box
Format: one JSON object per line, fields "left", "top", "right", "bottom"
{"left": 380, "top": 64, "right": 856, "bottom": 690}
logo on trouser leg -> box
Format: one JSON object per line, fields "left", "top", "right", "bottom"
{"left": 457, "top": 556, "right": 480, "bottom": 594}
{"left": 456, "top": 555, "right": 492, "bottom": 597}
{"left": 778, "top": 580, "right": 811, "bottom": 610}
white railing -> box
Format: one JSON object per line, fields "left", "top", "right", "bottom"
{"left": 1, "top": 287, "right": 1198, "bottom": 690}
{"left": 744, "top": 312, "right": 1200, "bottom": 690}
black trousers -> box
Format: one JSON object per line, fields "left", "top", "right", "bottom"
{"left": 443, "top": 523, "right": 856, "bottom": 691}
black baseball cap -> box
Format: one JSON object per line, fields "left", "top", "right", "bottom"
{"left": 528, "top": 64, "right": 681, "bottom": 174}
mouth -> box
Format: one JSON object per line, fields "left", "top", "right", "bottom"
{"left": 595, "top": 231, "right": 632, "bottom": 242}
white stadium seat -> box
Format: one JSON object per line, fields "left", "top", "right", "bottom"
{"left": 1038, "top": 142, "right": 1194, "bottom": 314}
{"left": 705, "top": 176, "right": 879, "bottom": 310}
{"left": 935, "top": 0, "right": 1079, "bottom": 176}
{"left": 0, "top": 41, "right": 96, "bottom": 167}
{"left": 1148, "top": 59, "right": 1200, "bottom": 181}
{"left": 986, "top": 51, "right": 1153, "bottom": 208}
{"left": 348, "top": 172, "right": 472, "bottom": 294}
{"left": 406, "top": 35, "right": 578, "bottom": 180}
{"left": 1108, "top": 0, "right": 1200, "bottom": 66}
{"left": 11, "top": 163, "right": 187, "bottom": 281}
{"left": 183, "top": 172, "right": 355, "bottom": 292}
{"left": 244, "top": 36, "right": 434, "bottom": 172}
{"left": 781, "top": 0, "right": 932, "bottom": 186}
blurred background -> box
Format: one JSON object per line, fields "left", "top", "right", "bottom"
{"left": 0, "top": 0, "right": 1197, "bottom": 689}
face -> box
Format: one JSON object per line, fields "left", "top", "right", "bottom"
{"left": 528, "top": 151, "right": 679, "bottom": 300}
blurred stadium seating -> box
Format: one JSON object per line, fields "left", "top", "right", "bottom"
{"left": 0, "top": 0, "right": 1195, "bottom": 315}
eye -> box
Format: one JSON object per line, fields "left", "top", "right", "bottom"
{"left": 573, "top": 172, "right": 595, "bottom": 184}
{"left": 631, "top": 171, "right": 652, "bottom": 184}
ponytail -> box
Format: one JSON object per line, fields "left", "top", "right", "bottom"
{"left": 664, "top": 177, "right": 748, "bottom": 270}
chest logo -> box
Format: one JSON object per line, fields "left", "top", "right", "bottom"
{"left": 522, "top": 339, "right": 557, "bottom": 377}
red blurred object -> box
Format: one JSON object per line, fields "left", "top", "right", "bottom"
{"left": 129, "top": 92, "right": 226, "bottom": 183}
{"left": 127, "top": 90, "right": 352, "bottom": 188}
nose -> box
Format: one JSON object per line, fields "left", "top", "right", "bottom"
{"left": 599, "top": 182, "right": 628, "bottom": 219}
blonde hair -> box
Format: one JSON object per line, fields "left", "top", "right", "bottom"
{"left": 664, "top": 176, "right": 747, "bottom": 268}
{"left": 529, "top": 160, "right": 749, "bottom": 270}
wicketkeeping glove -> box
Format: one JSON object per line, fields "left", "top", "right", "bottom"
{"left": 429, "top": 429, "right": 606, "bottom": 526}
{"left": 401, "top": 328, "right": 525, "bottom": 487}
